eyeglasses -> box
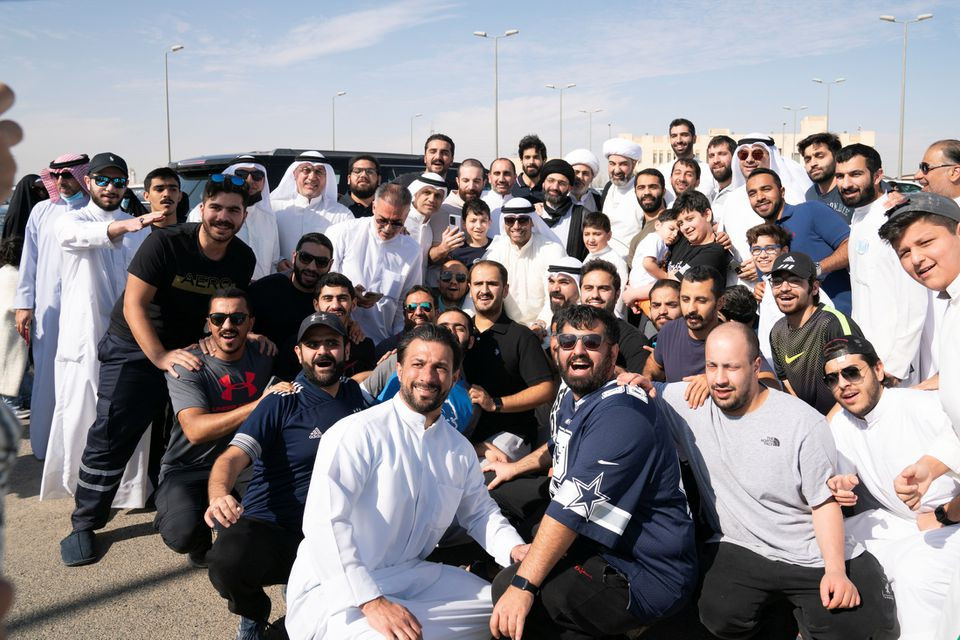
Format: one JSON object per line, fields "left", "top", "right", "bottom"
{"left": 233, "top": 169, "right": 265, "bottom": 182}
{"left": 918, "top": 162, "right": 959, "bottom": 175}
{"left": 823, "top": 365, "right": 865, "bottom": 389}
{"left": 296, "top": 165, "right": 326, "bottom": 177}
{"left": 440, "top": 271, "right": 467, "bottom": 283}
{"left": 50, "top": 171, "right": 74, "bottom": 181}
{"left": 374, "top": 216, "right": 405, "bottom": 229}
{"left": 208, "top": 312, "right": 249, "bottom": 327}
{"left": 350, "top": 168, "right": 378, "bottom": 176}
{"left": 405, "top": 301, "right": 434, "bottom": 313}
{"left": 297, "top": 251, "right": 331, "bottom": 268}
{"left": 503, "top": 215, "right": 531, "bottom": 226}
{"left": 210, "top": 174, "right": 245, "bottom": 187}
{"left": 91, "top": 174, "right": 129, "bottom": 189}
{"left": 770, "top": 276, "right": 807, "bottom": 289}
{"left": 750, "top": 244, "right": 783, "bottom": 256}
{"left": 737, "top": 148, "right": 767, "bottom": 162}
{"left": 556, "top": 333, "right": 604, "bottom": 351}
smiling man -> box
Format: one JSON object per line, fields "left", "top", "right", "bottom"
{"left": 512, "top": 134, "right": 547, "bottom": 203}
{"left": 799, "top": 133, "right": 852, "bottom": 223}
{"left": 483, "top": 157, "right": 519, "bottom": 212}
{"left": 913, "top": 140, "right": 960, "bottom": 203}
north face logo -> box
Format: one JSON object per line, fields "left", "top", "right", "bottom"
{"left": 220, "top": 372, "right": 258, "bottom": 401}
{"left": 761, "top": 436, "right": 780, "bottom": 447}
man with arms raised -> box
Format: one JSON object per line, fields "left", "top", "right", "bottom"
{"left": 799, "top": 133, "right": 852, "bottom": 222}
{"left": 285, "top": 324, "right": 527, "bottom": 640}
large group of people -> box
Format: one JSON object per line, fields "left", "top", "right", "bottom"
{"left": 1, "top": 106, "right": 960, "bottom": 640}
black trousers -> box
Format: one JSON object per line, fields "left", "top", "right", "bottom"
{"left": 206, "top": 516, "right": 302, "bottom": 623}
{"left": 486, "top": 471, "right": 551, "bottom": 542}
{"left": 698, "top": 543, "right": 899, "bottom": 640}
{"left": 153, "top": 467, "right": 212, "bottom": 555}
{"left": 72, "top": 334, "right": 168, "bottom": 532}
{"left": 492, "top": 549, "right": 646, "bottom": 640}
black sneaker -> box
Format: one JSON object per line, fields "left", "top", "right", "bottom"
{"left": 187, "top": 548, "right": 209, "bottom": 569}
{"left": 60, "top": 530, "right": 97, "bottom": 566}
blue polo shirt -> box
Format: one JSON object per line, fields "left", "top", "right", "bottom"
{"left": 377, "top": 375, "right": 475, "bottom": 437}
{"left": 776, "top": 201, "right": 851, "bottom": 314}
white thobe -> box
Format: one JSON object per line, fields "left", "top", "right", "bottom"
{"left": 939, "top": 275, "right": 960, "bottom": 439}
{"left": 712, "top": 186, "right": 766, "bottom": 264}
{"left": 830, "top": 389, "right": 960, "bottom": 640}
{"left": 327, "top": 218, "right": 423, "bottom": 344}
{"left": 601, "top": 181, "right": 633, "bottom": 216}
{"left": 13, "top": 195, "right": 87, "bottom": 459}
{"left": 188, "top": 200, "right": 280, "bottom": 279}
{"left": 41, "top": 204, "right": 152, "bottom": 507}
{"left": 285, "top": 396, "right": 524, "bottom": 640}
{"left": 482, "top": 190, "right": 509, "bottom": 213}
{"left": 403, "top": 209, "right": 433, "bottom": 279}
{"left": 272, "top": 194, "right": 351, "bottom": 260}
{"left": 483, "top": 234, "right": 567, "bottom": 327}
{"left": 606, "top": 193, "right": 645, "bottom": 259}
{"left": 849, "top": 197, "right": 928, "bottom": 383}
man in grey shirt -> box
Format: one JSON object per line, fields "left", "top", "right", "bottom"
{"left": 655, "top": 322, "right": 898, "bottom": 640}
{"left": 155, "top": 289, "right": 280, "bottom": 568}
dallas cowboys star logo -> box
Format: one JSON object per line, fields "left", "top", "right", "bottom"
{"left": 564, "top": 473, "right": 609, "bottom": 520}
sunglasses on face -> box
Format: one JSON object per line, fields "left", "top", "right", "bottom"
{"left": 210, "top": 174, "right": 245, "bottom": 187}
{"left": 208, "top": 312, "right": 249, "bottom": 327}
{"left": 374, "top": 216, "right": 405, "bottom": 229}
{"left": 233, "top": 169, "right": 265, "bottom": 181}
{"left": 750, "top": 244, "right": 783, "bottom": 256}
{"left": 503, "top": 215, "right": 531, "bottom": 226}
{"left": 823, "top": 365, "right": 865, "bottom": 389}
{"left": 440, "top": 271, "right": 467, "bottom": 283}
{"left": 91, "top": 174, "right": 128, "bottom": 189}
{"left": 770, "top": 276, "right": 806, "bottom": 289}
{"left": 297, "top": 251, "right": 331, "bottom": 268}
{"left": 556, "top": 333, "right": 604, "bottom": 351}
{"left": 50, "top": 171, "right": 74, "bottom": 181}
{"left": 405, "top": 301, "right": 434, "bottom": 313}
{"left": 737, "top": 148, "right": 767, "bottom": 162}
{"left": 918, "top": 162, "right": 959, "bottom": 175}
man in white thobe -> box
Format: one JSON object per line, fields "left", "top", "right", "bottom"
{"left": 405, "top": 172, "right": 447, "bottom": 277}
{"left": 271, "top": 151, "right": 351, "bottom": 262}
{"left": 600, "top": 139, "right": 643, "bottom": 252}
{"left": 286, "top": 323, "right": 526, "bottom": 640}
{"left": 41, "top": 153, "right": 160, "bottom": 506}
{"left": 13, "top": 153, "right": 89, "bottom": 459}
{"left": 822, "top": 336, "right": 960, "bottom": 640}
{"left": 327, "top": 183, "right": 423, "bottom": 344}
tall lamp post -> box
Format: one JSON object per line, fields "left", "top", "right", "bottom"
{"left": 545, "top": 83, "right": 576, "bottom": 155}
{"left": 782, "top": 105, "right": 808, "bottom": 157}
{"left": 409, "top": 113, "right": 423, "bottom": 155}
{"left": 880, "top": 13, "right": 934, "bottom": 179}
{"left": 578, "top": 108, "right": 603, "bottom": 152}
{"left": 811, "top": 77, "right": 845, "bottom": 131}
{"left": 473, "top": 29, "right": 519, "bottom": 158}
{"left": 164, "top": 44, "right": 185, "bottom": 164}
{"left": 331, "top": 91, "right": 346, "bottom": 150}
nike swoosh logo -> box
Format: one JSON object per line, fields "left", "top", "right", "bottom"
{"left": 597, "top": 460, "right": 619, "bottom": 466}
{"left": 785, "top": 352, "right": 805, "bottom": 364}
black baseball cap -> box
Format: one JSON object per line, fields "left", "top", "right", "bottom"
{"left": 297, "top": 312, "right": 346, "bottom": 342}
{"left": 87, "top": 152, "right": 128, "bottom": 177}
{"left": 885, "top": 191, "right": 960, "bottom": 224}
{"left": 771, "top": 252, "right": 817, "bottom": 280}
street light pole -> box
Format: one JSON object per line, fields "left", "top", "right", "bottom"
{"left": 331, "top": 91, "right": 346, "bottom": 151}
{"left": 545, "top": 83, "right": 575, "bottom": 155}
{"left": 164, "top": 44, "right": 184, "bottom": 164}
{"left": 811, "top": 77, "right": 845, "bottom": 131}
{"left": 578, "top": 108, "right": 602, "bottom": 152}
{"left": 782, "top": 105, "right": 808, "bottom": 158}
{"left": 473, "top": 29, "right": 519, "bottom": 159}
{"left": 410, "top": 113, "right": 423, "bottom": 155}
{"left": 880, "top": 13, "right": 934, "bottom": 178}
{"left": 607, "top": 123, "right": 612, "bottom": 140}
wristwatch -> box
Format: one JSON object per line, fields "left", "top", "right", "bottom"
{"left": 935, "top": 504, "right": 959, "bottom": 526}
{"left": 814, "top": 261, "right": 823, "bottom": 278}
{"left": 510, "top": 574, "right": 540, "bottom": 596}
{"left": 492, "top": 397, "right": 504, "bottom": 413}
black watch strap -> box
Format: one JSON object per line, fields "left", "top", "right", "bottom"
{"left": 935, "top": 504, "right": 959, "bottom": 526}
{"left": 510, "top": 574, "right": 540, "bottom": 596}
{"left": 492, "top": 396, "right": 504, "bottom": 412}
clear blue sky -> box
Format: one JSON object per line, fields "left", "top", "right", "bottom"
{"left": 2, "top": 0, "right": 956, "bottom": 182}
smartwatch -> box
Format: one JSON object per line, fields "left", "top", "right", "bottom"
{"left": 510, "top": 574, "right": 540, "bottom": 596}
{"left": 935, "top": 504, "right": 959, "bottom": 526}
{"left": 492, "top": 397, "right": 504, "bottom": 413}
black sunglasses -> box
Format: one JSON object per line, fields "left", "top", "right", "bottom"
{"left": 92, "top": 174, "right": 128, "bottom": 189}
{"left": 823, "top": 365, "right": 865, "bottom": 389}
{"left": 440, "top": 271, "right": 467, "bottom": 283}
{"left": 208, "top": 312, "right": 249, "bottom": 327}
{"left": 375, "top": 216, "right": 405, "bottom": 229}
{"left": 50, "top": 171, "right": 75, "bottom": 181}
{"left": 918, "top": 162, "right": 958, "bottom": 175}
{"left": 503, "top": 215, "right": 531, "bottom": 226}
{"left": 297, "top": 251, "right": 331, "bottom": 268}
{"left": 210, "top": 174, "right": 245, "bottom": 187}
{"left": 405, "top": 301, "right": 434, "bottom": 313}
{"left": 556, "top": 333, "right": 604, "bottom": 351}
{"left": 233, "top": 169, "right": 265, "bottom": 181}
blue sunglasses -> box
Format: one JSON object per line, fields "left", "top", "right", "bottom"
{"left": 209, "top": 174, "right": 245, "bottom": 187}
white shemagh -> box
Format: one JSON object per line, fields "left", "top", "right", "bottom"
{"left": 271, "top": 151, "right": 339, "bottom": 205}
{"left": 729, "top": 134, "right": 812, "bottom": 204}
{"left": 224, "top": 158, "right": 280, "bottom": 278}
{"left": 496, "top": 197, "right": 563, "bottom": 246}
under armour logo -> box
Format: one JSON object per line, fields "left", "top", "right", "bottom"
{"left": 220, "top": 372, "right": 258, "bottom": 401}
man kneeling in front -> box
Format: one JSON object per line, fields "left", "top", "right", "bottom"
{"left": 284, "top": 323, "right": 528, "bottom": 639}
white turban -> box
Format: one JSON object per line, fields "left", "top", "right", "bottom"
{"left": 271, "top": 151, "right": 338, "bottom": 203}
{"left": 602, "top": 138, "right": 642, "bottom": 162}
{"left": 546, "top": 255, "right": 583, "bottom": 285}
{"left": 407, "top": 172, "right": 448, "bottom": 199}
{"left": 563, "top": 149, "right": 599, "bottom": 176}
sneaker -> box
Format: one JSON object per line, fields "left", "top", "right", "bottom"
{"left": 187, "top": 548, "right": 209, "bottom": 569}
{"left": 263, "top": 617, "right": 288, "bottom": 640}
{"left": 60, "top": 530, "right": 98, "bottom": 566}
{"left": 236, "top": 616, "right": 267, "bottom": 640}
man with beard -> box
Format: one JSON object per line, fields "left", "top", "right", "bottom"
{"left": 285, "top": 323, "right": 527, "bottom": 640}
{"left": 655, "top": 323, "right": 898, "bottom": 640}
{"left": 249, "top": 232, "right": 333, "bottom": 379}
{"left": 271, "top": 151, "right": 351, "bottom": 263}
{"left": 397, "top": 133, "right": 456, "bottom": 189}
{"left": 707, "top": 135, "right": 737, "bottom": 209}
{"left": 155, "top": 290, "right": 277, "bottom": 568}
{"left": 374, "top": 285, "right": 437, "bottom": 358}
{"left": 600, "top": 138, "right": 643, "bottom": 231}
{"left": 43, "top": 154, "right": 163, "bottom": 512}
{"left": 59, "top": 174, "right": 256, "bottom": 566}
{"left": 580, "top": 260, "right": 651, "bottom": 373}
{"left": 564, "top": 148, "right": 602, "bottom": 212}
{"left": 13, "top": 153, "right": 90, "bottom": 459}
{"left": 511, "top": 134, "right": 547, "bottom": 203}
{"left": 490, "top": 304, "right": 697, "bottom": 640}
{"left": 767, "top": 252, "right": 862, "bottom": 414}
{"left": 746, "top": 168, "right": 852, "bottom": 313}
{"left": 205, "top": 312, "right": 371, "bottom": 640}
{"left": 532, "top": 256, "right": 582, "bottom": 339}
{"left": 313, "top": 272, "right": 377, "bottom": 378}
{"left": 437, "top": 258, "right": 470, "bottom": 310}
{"left": 537, "top": 159, "right": 589, "bottom": 259}
{"left": 640, "top": 279, "right": 682, "bottom": 342}
{"left": 432, "top": 159, "right": 484, "bottom": 283}
{"left": 670, "top": 158, "right": 702, "bottom": 199}
{"left": 914, "top": 139, "right": 960, "bottom": 204}
{"left": 404, "top": 172, "right": 448, "bottom": 273}
{"left": 836, "top": 144, "right": 929, "bottom": 386}
{"left": 441, "top": 158, "right": 486, "bottom": 212}
{"left": 625, "top": 169, "right": 668, "bottom": 263}
{"left": 657, "top": 118, "right": 717, "bottom": 202}
{"left": 483, "top": 157, "right": 518, "bottom": 212}
{"left": 339, "top": 154, "right": 380, "bottom": 218}
{"left": 799, "top": 133, "right": 853, "bottom": 223}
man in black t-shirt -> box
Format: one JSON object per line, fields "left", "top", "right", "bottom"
{"left": 61, "top": 176, "right": 257, "bottom": 567}
{"left": 668, "top": 190, "right": 733, "bottom": 278}
{"left": 312, "top": 272, "right": 377, "bottom": 377}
